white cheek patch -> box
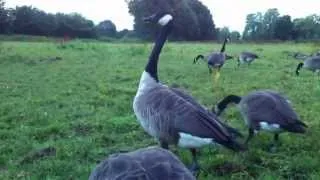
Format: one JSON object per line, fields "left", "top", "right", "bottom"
{"left": 158, "top": 14, "right": 173, "bottom": 26}
{"left": 177, "top": 132, "right": 213, "bottom": 148}
{"left": 259, "top": 122, "right": 282, "bottom": 132}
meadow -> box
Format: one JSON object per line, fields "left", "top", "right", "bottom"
{"left": 0, "top": 39, "right": 320, "bottom": 180}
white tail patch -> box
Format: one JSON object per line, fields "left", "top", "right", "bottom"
{"left": 177, "top": 132, "right": 213, "bottom": 148}
{"left": 158, "top": 14, "right": 173, "bottom": 26}
{"left": 259, "top": 122, "right": 282, "bottom": 132}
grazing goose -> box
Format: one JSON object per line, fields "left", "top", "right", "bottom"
{"left": 237, "top": 51, "right": 259, "bottom": 67}
{"left": 193, "top": 38, "right": 231, "bottom": 81}
{"left": 89, "top": 146, "right": 196, "bottom": 180}
{"left": 133, "top": 12, "right": 245, "bottom": 175}
{"left": 214, "top": 90, "right": 307, "bottom": 151}
{"left": 296, "top": 56, "right": 320, "bottom": 76}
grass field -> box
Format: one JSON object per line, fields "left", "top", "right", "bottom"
{"left": 1, "top": 40, "right": 320, "bottom": 180}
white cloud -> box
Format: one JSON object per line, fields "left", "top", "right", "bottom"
{"left": 5, "top": 0, "right": 320, "bottom": 32}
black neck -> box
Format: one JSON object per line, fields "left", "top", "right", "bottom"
{"left": 220, "top": 38, "right": 227, "bottom": 53}
{"left": 216, "top": 95, "right": 241, "bottom": 114}
{"left": 145, "top": 21, "right": 173, "bottom": 82}
{"left": 296, "top": 62, "right": 304, "bottom": 76}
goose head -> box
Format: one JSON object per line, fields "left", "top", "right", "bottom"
{"left": 143, "top": 12, "right": 173, "bottom": 26}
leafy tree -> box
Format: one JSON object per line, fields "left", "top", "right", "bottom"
{"left": 216, "top": 27, "right": 230, "bottom": 41}
{"left": 292, "top": 14, "right": 320, "bottom": 40}
{"left": 274, "top": 15, "right": 293, "bottom": 40}
{"left": 53, "top": 12, "right": 96, "bottom": 38}
{"left": 262, "top": 8, "right": 279, "bottom": 39}
{"left": 126, "top": 0, "right": 216, "bottom": 40}
{"left": 116, "top": 29, "right": 129, "bottom": 38}
{"left": 0, "top": 0, "right": 9, "bottom": 33}
{"left": 230, "top": 31, "right": 241, "bottom": 41}
{"left": 96, "top": 20, "right": 117, "bottom": 37}
{"left": 242, "top": 12, "right": 264, "bottom": 40}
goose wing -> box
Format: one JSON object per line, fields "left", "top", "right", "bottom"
{"left": 170, "top": 87, "right": 243, "bottom": 138}
{"left": 208, "top": 53, "right": 225, "bottom": 66}
{"left": 145, "top": 86, "right": 237, "bottom": 144}
{"left": 169, "top": 87, "right": 208, "bottom": 110}
{"left": 308, "top": 56, "right": 320, "bottom": 67}
{"left": 244, "top": 91, "right": 300, "bottom": 127}
{"left": 89, "top": 147, "right": 195, "bottom": 180}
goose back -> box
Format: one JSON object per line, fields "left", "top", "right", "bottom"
{"left": 134, "top": 84, "right": 236, "bottom": 146}
{"left": 304, "top": 56, "right": 320, "bottom": 70}
{"left": 238, "top": 90, "right": 303, "bottom": 132}
{"left": 208, "top": 53, "right": 226, "bottom": 67}
{"left": 89, "top": 147, "right": 196, "bottom": 180}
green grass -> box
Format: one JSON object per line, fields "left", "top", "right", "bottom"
{"left": 0, "top": 40, "right": 320, "bottom": 180}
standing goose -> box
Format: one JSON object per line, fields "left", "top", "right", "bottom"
{"left": 133, "top": 12, "right": 245, "bottom": 175}
{"left": 193, "top": 38, "right": 231, "bottom": 81}
{"left": 237, "top": 51, "right": 259, "bottom": 67}
{"left": 296, "top": 56, "right": 320, "bottom": 76}
{"left": 89, "top": 146, "right": 196, "bottom": 180}
{"left": 213, "top": 90, "right": 307, "bottom": 151}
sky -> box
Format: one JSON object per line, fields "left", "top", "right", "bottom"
{"left": 5, "top": 0, "right": 320, "bottom": 32}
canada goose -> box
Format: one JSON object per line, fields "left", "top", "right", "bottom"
{"left": 89, "top": 146, "right": 196, "bottom": 180}
{"left": 237, "top": 51, "right": 259, "bottom": 67}
{"left": 193, "top": 38, "right": 230, "bottom": 81}
{"left": 296, "top": 56, "right": 320, "bottom": 76}
{"left": 214, "top": 90, "right": 307, "bottom": 151}
{"left": 133, "top": 12, "right": 245, "bottom": 175}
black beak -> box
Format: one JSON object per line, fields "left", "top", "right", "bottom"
{"left": 142, "top": 14, "right": 157, "bottom": 23}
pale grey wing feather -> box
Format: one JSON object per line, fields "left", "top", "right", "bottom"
{"left": 208, "top": 53, "right": 225, "bottom": 66}
{"left": 170, "top": 87, "right": 244, "bottom": 138}
{"left": 311, "top": 57, "right": 320, "bottom": 67}
{"left": 243, "top": 91, "right": 299, "bottom": 126}
{"left": 169, "top": 87, "right": 208, "bottom": 111}
{"left": 145, "top": 87, "right": 231, "bottom": 141}
{"left": 89, "top": 147, "right": 195, "bottom": 180}
{"left": 242, "top": 51, "right": 258, "bottom": 58}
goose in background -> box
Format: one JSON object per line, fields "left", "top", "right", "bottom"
{"left": 89, "top": 146, "right": 196, "bottom": 180}
{"left": 213, "top": 90, "right": 307, "bottom": 152}
{"left": 193, "top": 38, "right": 231, "bottom": 82}
{"left": 133, "top": 12, "right": 245, "bottom": 176}
{"left": 237, "top": 51, "right": 259, "bottom": 67}
{"left": 296, "top": 56, "right": 320, "bottom": 76}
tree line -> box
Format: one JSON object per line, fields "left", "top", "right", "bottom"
{"left": 0, "top": 0, "right": 129, "bottom": 39}
{"left": 242, "top": 8, "right": 320, "bottom": 41}
{"left": 0, "top": 0, "right": 319, "bottom": 41}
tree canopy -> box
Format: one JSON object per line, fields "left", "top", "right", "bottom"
{"left": 243, "top": 8, "right": 320, "bottom": 41}
{"left": 0, "top": 1, "right": 319, "bottom": 42}
{"left": 126, "top": 0, "right": 216, "bottom": 40}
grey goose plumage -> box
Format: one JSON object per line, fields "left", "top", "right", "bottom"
{"left": 214, "top": 90, "right": 307, "bottom": 150}
{"left": 296, "top": 56, "right": 320, "bottom": 76}
{"left": 89, "top": 146, "right": 196, "bottom": 180}
{"left": 133, "top": 12, "right": 245, "bottom": 175}
{"left": 237, "top": 51, "right": 259, "bottom": 67}
{"left": 193, "top": 38, "right": 231, "bottom": 73}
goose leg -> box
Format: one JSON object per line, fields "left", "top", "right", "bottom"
{"left": 245, "top": 128, "right": 254, "bottom": 145}
{"left": 188, "top": 148, "right": 200, "bottom": 177}
{"left": 208, "top": 66, "right": 212, "bottom": 74}
{"left": 269, "top": 133, "right": 280, "bottom": 153}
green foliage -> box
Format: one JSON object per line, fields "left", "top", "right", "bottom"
{"left": 96, "top": 20, "right": 117, "bottom": 37}
{"left": 1, "top": 40, "right": 320, "bottom": 179}
{"left": 243, "top": 8, "right": 320, "bottom": 41}
{"left": 274, "top": 15, "right": 293, "bottom": 40}
{"left": 126, "top": 0, "right": 215, "bottom": 40}
{"left": 0, "top": 0, "right": 8, "bottom": 33}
